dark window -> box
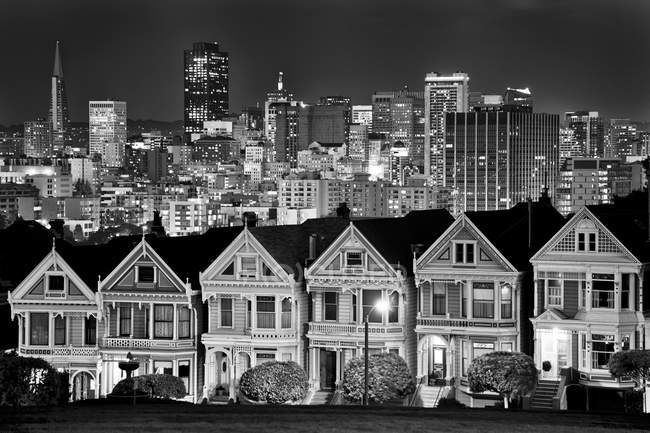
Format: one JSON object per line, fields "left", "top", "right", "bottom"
{"left": 30, "top": 312, "right": 49, "bottom": 345}
{"left": 257, "top": 296, "right": 275, "bottom": 329}
{"left": 138, "top": 266, "right": 154, "bottom": 283}
{"left": 577, "top": 232, "right": 585, "bottom": 251}
{"left": 352, "top": 294, "right": 357, "bottom": 322}
{"left": 388, "top": 292, "right": 399, "bottom": 323}
{"left": 178, "top": 360, "right": 190, "bottom": 395}
{"left": 362, "top": 290, "right": 382, "bottom": 323}
{"left": 281, "top": 298, "right": 292, "bottom": 328}
{"left": 432, "top": 282, "right": 446, "bottom": 315}
{"left": 154, "top": 305, "right": 174, "bottom": 338}
{"left": 621, "top": 274, "right": 630, "bottom": 309}
{"left": 85, "top": 316, "right": 96, "bottom": 345}
{"left": 324, "top": 292, "right": 338, "bottom": 321}
{"left": 119, "top": 306, "right": 131, "bottom": 336}
{"left": 588, "top": 233, "right": 597, "bottom": 251}
{"left": 54, "top": 316, "right": 66, "bottom": 345}
{"left": 220, "top": 298, "right": 232, "bottom": 327}
{"left": 473, "top": 282, "right": 494, "bottom": 319}
{"left": 178, "top": 307, "right": 191, "bottom": 338}
{"left": 346, "top": 252, "right": 363, "bottom": 267}
{"left": 49, "top": 275, "right": 65, "bottom": 291}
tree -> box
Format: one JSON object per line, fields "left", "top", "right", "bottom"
{"left": 342, "top": 352, "right": 415, "bottom": 404}
{"left": 467, "top": 351, "right": 537, "bottom": 409}
{"left": 73, "top": 179, "right": 93, "bottom": 197}
{"left": 609, "top": 350, "right": 650, "bottom": 413}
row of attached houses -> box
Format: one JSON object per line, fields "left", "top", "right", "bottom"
{"left": 2, "top": 196, "right": 649, "bottom": 407}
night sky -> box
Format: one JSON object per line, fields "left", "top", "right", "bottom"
{"left": 1, "top": 0, "right": 649, "bottom": 125}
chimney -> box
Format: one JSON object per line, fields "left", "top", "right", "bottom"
{"left": 309, "top": 234, "right": 317, "bottom": 261}
{"left": 49, "top": 219, "right": 64, "bottom": 239}
{"left": 336, "top": 202, "right": 350, "bottom": 219}
{"left": 243, "top": 212, "right": 257, "bottom": 228}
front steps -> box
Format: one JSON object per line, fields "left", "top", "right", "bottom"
{"left": 530, "top": 380, "right": 559, "bottom": 410}
{"left": 417, "top": 384, "right": 448, "bottom": 408}
{"left": 309, "top": 390, "right": 333, "bottom": 405}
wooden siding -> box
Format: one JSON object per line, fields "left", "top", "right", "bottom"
{"left": 339, "top": 292, "right": 352, "bottom": 323}
{"left": 69, "top": 317, "right": 83, "bottom": 345}
{"left": 563, "top": 280, "right": 580, "bottom": 318}
{"left": 448, "top": 283, "right": 461, "bottom": 318}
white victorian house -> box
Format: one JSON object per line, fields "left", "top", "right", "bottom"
{"left": 8, "top": 241, "right": 102, "bottom": 401}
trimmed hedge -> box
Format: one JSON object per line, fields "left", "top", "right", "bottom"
{"left": 0, "top": 352, "right": 69, "bottom": 406}
{"left": 342, "top": 352, "right": 415, "bottom": 404}
{"left": 112, "top": 374, "right": 186, "bottom": 399}
{"left": 239, "top": 361, "right": 308, "bottom": 404}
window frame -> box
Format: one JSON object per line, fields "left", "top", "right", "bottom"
{"left": 323, "top": 292, "right": 338, "bottom": 321}
{"left": 178, "top": 306, "right": 191, "bottom": 338}
{"left": 45, "top": 272, "right": 66, "bottom": 299}
{"left": 153, "top": 304, "right": 174, "bottom": 339}
{"left": 344, "top": 251, "right": 364, "bottom": 268}
{"left": 546, "top": 279, "right": 563, "bottom": 308}
{"left": 137, "top": 265, "right": 156, "bottom": 283}
{"left": 220, "top": 298, "right": 233, "bottom": 328}
{"left": 452, "top": 241, "right": 477, "bottom": 265}
{"left": 119, "top": 305, "right": 132, "bottom": 337}
{"left": 30, "top": 312, "right": 49, "bottom": 346}
{"left": 576, "top": 230, "right": 597, "bottom": 252}
{"left": 238, "top": 254, "right": 258, "bottom": 279}
{"left": 54, "top": 315, "right": 66, "bottom": 346}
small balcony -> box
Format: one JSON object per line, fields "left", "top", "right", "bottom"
{"left": 308, "top": 322, "right": 404, "bottom": 337}
{"left": 18, "top": 344, "right": 99, "bottom": 358}
{"left": 100, "top": 337, "right": 194, "bottom": 350}
{"left": 416, "top": 317, "right": 517, "bottom": 330}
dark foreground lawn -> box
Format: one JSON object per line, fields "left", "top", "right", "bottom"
{"left": 1, "top": 400, "right": 649, "bottom": 433}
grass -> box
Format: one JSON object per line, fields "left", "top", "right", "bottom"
{"left": 0, "top": 400, "right": 648, "bottom": 433}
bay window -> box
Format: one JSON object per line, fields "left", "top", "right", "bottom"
{"left": 621, "top": 274, "right": 631, "bottom": 309}
{"left": 591, "top": 334, "right": 615, "bottom": 369}
{"left": 324, "top": 292, "right": 338, "bottom": 321}
{"left": 461, "top": 283, "right": 468, "bottom": 318}
{"left": 388, "top": 292, "right": 399, "bottom": 323}
{"left": 547, "top": 279, "right": 562, "bottom": 307}
{"left": 30, "top": 313, "right": 49, "bottom": 346}
{"left": 154, "top": 305, "right": 174, "bottom": 338}
{"left": 432, "top": 282, "right": 446, "bottom": 315}
{"left": 592, "top": 274, "right": 615, "bottom": 309}
{"left": 54, "top": 316, "right": 66, "bottom": 346}
{"left": 472, "top": 282, "right": 494, "bottom": 319}
{"left": 281, "top": 298, "right": 292, "bottom": 328}
{"left": 257, "top": 296, "right": 275, "bottom": 329}
{"left": 500, "top": 284, "right": 512, "bottom": 319}
{"left": 178, "top": 306, "right": 191, "bottom": 338}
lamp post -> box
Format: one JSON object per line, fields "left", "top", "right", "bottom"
{"left": 363, "top": 299, "right": 390, "bottom": 406}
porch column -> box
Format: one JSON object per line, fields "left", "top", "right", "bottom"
{"left": 229, "top": 356, "right": 236, "bottom": 398}
{"left": 48, "top": 312, "right": 54, "bottom": 347}
{"left": 116, "top": 305, "right": 121, "bottom": 335}
{"left": 533, "top": 273, "right": 539, "bottom": 316}
{"left": 25, "top": 313, "right": 30, "bottom": 345}
{"left": 18, "top": 315, "right": 23, "bottom": 346}
{"left": 495, "top": 280, "right": 501, "bottom": 320}
{"left": 66, "top": 316, "right": 70, "bottom": 346}
{"left": 275, "top": 296, "right": 280, "bottom": 330}
{"left": 335, "top": 349, "right": 341, "bottom": 386}
{"left": 419, "top": 283, "right": 423, "bottom": 316}
{"left": 149, "top": 302, "right": 154, "bottom": 339}
{"left": 173, "top": 304, "right": 178, "bottom": 340}
{"left": 130, "top": 304, "right": 134, "bottom": 338}
{"left": 467, "top": 281, "right": 473, "bottom": 319}
{"left": 105, "top": 308, "right": 111, "bottom": 337}
{"left": 447, "top": 336, "right": 455, "bottom": 380}
{"left": 614, "top": 273, "right": 621, "bottom": 311}
{"left": 251, "top": 296, "right": 257, "bottom": 328}
{"left": 149, "top": 358, "right": 154, "bottom": 375}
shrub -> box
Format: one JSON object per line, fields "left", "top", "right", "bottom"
{"left": 467, "top": 351, "right": 537, "bottom": 409}
{"left": 342, "top": 352, "right": 415, "bottom": 404}
{"left": 239, "top": 361, "right": 308, "bottom": 404}
{"left": 112, "top": 374, "right": 186, "bottom": 399}
{"left": 0, "top": 352, "right": 68, "bottom": 406}
{"left": 624, "top": 390, "right": 643, "bottom": 414}
{"left": 542, "top": 361, "right": 551, "bottom": 372}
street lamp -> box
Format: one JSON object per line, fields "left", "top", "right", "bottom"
{"left": 364, "top": 299, "right": 390, "bottom": 406}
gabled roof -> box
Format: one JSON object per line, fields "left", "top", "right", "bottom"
{"left": 464, "top": 201, "right": 566, "bottom": 271}
{"left": 586, "top": 204, "right": 650, "bottom": 262}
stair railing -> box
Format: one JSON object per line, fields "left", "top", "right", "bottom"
{"left": 408, "top": 376, "right": 426, "bottom": 407}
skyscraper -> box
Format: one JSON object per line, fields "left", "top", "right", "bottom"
{"left": 49, "top": 41, "right": 70, "bottom": 154}
{"left": 319, "top": 96, "right": 351, "bottom": 145}
{"left": 23, "top": 119, "right": 51, "bottom": 158}
{"left": 183, "top": 42, "right": 229, "bottom": 142}
{"left": 565, "top": 111, "right": 604, "bottom": 158}
{"left": 607, "top": 119, "right": 637, "bottom": 158}
{"left": 444, "top": 108, "right": 559, "bottom": 214}
{"left": 274, "top": 105, "right": 301, "bottom": 167}
{"left": 89, "top": 101, "right": 127, "bottom": 167}
{"left": 351, "top": 105, "right": 372, "bottom": 128}
{"left": 424, "top": 72, "right": 470, "bottom": 182}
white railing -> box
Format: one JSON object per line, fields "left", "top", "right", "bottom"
{"left": 308, "top": 322, "right": 404, "bottom": 336}
{"left": 101, "top": 337, "right": 194, "bottom": 350}
{"left": 19, "top": 345, "right": 98, "bottom": 357}
{"left": 245, "top": 328, "right": 297, "bottom": 340}
{"left": 417, "top": 317, "right": 517, "bottom": 328}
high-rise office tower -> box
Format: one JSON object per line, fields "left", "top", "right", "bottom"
{"left": 24, "top": 119, "right": 52, "bottom": 158}
{"left": 444, "top": 108, "right": 559, "bottom": 214}
{"left": 264, "top": 72, "right": 296, "bottom": 143}
{"left": 503, "top": 87, "right": 533, "bottom": 111}
{"left": 565, "top": 111, "right": 604, "bottom": 158}
{"left": 297, "top": 105, "right": 347, "bottom": 151}
{"left": 424, "top": 72, "right": 470, "bottom": 182}
{"left": 89, "top": 101, "right": 127, "bottom": 167}
{"left": 319, "top": 96, "right": 351, "bottom": 146}
{"left": 274, "top": 105, "right": 301, "bottom": 167}
{"left": 49, "top": 41, "right": 70, "bottom": 154}
{"left": 607, "top": 119, "right": 637, "bottom": 158}
{"left": 183, "top": 42, "right": 229, "bottom": 142}
{"left": 351, "top": 105, "right": 372, "bottom": 128}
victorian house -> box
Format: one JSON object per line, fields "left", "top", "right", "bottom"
{"left": 304, "top": 210, "right": 454, "bottom": 392}
{"left": 8, "top": 240, "right": 103, "bottom": 401}
{"left": 530, "top": 205, "right": 650, "bottom": 406}
{"left": 198, "top": 220, "right": 347, "bottom": 400}
{"left": 414, "top": 199, "right": 564, "bottom": 407}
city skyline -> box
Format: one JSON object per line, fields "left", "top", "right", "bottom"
{"left": 1, "top": 0, "right": 650, "bottom": 126}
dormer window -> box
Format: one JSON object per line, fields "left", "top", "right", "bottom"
{"left": 453, "top": 242, "right": 476, "bottom": 265}
{"left": 239, "top": 256, "right": 257, "bottom": 278}
{"left": 45, "top": 274, "right": 66, "bottom": 298}
{"left": 345, "top": 251, "right": 363, "bottom": 267}
{"left": 577, "top": 232, "right": 596, "bottom": 252}
{"left": 137, "top": 266, "right": 155, "bottom": 283}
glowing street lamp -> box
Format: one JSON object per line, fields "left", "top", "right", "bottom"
{"left": 364, "top": 299, "right": 390, "bottom": 406}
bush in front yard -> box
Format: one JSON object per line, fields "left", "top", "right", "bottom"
{"left": 0, "top": 352, "right": 68, "bottom": 406}
{"left": 239, "top": 361, "right": 308, "bottom": 404}
{"left": 342, "top": 352, "right": 415, "bottom": 404}
{"left": 112, "top": 374, "right": 186, "bottom": 399}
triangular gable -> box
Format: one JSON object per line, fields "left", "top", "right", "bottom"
{"left": 532, "top": 308, "right": 567, "bottom": 322}
{"left": 99, "top": 238, "right": 188, "bottom": 294}
{"left": 531, "top": 207, "right": 639, "bottom": 263}
{"left": 305, "top": 223, "right": 397, "bottom": 278}
{"left": 200, "top": 228, "right": 290, "bottom": 283}
{"left": 416, "top": 215, "right": 517, "bottom": 273}
{"left": 11, "top": 248, "right": 96, "bottom": 302}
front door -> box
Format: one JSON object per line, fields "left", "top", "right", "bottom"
{"left": 540, "top": 331, "right": 570, "bottom": 378}
{"left": 319, "top": 349, "right": 336, "bottom": 390}
{"left": 429, "top": 347, "right": 446, "bottom": 382}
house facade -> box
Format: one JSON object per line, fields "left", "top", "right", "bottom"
{"left": 530, "top": 206, "right": 648, "bottom": 390}
{"left": 8, "top": 243, "right": 102, "bottom": 401}
{"left": 97, "top": 238, "right": 200, "bottom": 400}
{"left": 199, "top": 226, "right": 308, "bottom": 400}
